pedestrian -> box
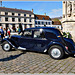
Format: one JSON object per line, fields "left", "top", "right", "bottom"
{"left": 18, "top": 27, "right": 21, "bottom": 34}
{"left": 7, "top": 27, "right": 10, "bottom": 37}
{"left": 3, "top": 28, "right": 6, "bottom": 37}
{"left": 16, "top": 26, "right": 19, "bottom": 32}
{"left": 0, "top": 26, "right": 4, "bottom": 40}
{"left": 0, "top": 31, "right": 1, "bottom": 38}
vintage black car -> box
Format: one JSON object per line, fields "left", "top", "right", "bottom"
{"left": 1, "top": 27, "right": 75, "bottom": 59}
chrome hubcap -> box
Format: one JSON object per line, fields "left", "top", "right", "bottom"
{"left": 51, "top": 48, "right": 61, "bottom": 58}
{"left": 4, "top": 44, "right": 10, "bottom": 51}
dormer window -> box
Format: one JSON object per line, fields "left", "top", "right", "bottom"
{"left": 36, "top": 17, "right": 38, "bottom": 19}
{"left": 43, "top": 17, "right": 45, "bottom": 20}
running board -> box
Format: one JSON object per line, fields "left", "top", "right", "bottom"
{"left": 18, "top": 47, "right": 26, "bottom": 50}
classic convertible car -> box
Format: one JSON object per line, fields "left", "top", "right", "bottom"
{"left": 1, "top": 27, "right": 75, "bottom": 59}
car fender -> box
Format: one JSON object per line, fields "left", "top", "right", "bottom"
{"left": 1, "top": 38, "right": 17, "bottom": 48}
{"left": 46, "top": 41, "right": 71, "bottom": 54}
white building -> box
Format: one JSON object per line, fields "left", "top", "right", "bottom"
{"left": 0, "top": 7, "right": 35, "bottom": 32}
{"left": 35, "top": 14, "right": 62, "bottom": 30}
{"left": 35, "top": 14, "right": 52, "bottom": 27}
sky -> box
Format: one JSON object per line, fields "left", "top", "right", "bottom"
{"left": 2, "top": 1, "right": 62, "bottom": 18}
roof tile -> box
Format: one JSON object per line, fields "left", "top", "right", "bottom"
{"left": 0, "top": 7, "right": 34, "bottom": 14}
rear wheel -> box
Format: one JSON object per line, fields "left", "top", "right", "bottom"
{"left": 2, "top": 41, "right": 12, "bottom": 52}
{"left": 48, "top": 45, "right": 65, "bottom": 60}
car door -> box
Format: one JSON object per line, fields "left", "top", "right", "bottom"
{"left": 18, "top": 29, "right": 36, "bottom": 50}
{"left": 32, "top": 29, "right": 50, "bottom": 52}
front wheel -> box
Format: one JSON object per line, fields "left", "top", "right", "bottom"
{"left": 48, "top": 45, "right": 65, "bottom": 60}
{"left": 2, "top": 41, "right": 12, "bottom": 52}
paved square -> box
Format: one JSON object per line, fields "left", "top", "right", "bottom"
{"left": 0, "top": 45, "right": 75, "bottom": 74}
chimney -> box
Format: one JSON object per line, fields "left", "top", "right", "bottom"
{"left": 44, "top": 13, "right": 46, "bottom": 16}
{"left": 32, "top": 9, "right": 33, "bottom": 13}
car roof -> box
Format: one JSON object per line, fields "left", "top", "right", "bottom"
{"left": 24, "top": 27, "right": 57, "bottom": 30}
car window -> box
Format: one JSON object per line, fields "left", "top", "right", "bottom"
{"left": 24, "top": 30, "right": 32, "bottom": 38}
{"left": 45, "top": 32, "right": 57, "bottom": 39}
{"left": 34, "top": 30, "right": 45, "bottom": 39}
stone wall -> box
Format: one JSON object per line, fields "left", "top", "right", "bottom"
{"left": 62, "top": 1, "right": 75, "bottom": 42}
{"left": 63, "top": 22, "right": 75, "bottom": 41}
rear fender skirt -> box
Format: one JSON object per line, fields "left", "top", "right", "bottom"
{"left": 46, "top": 41, "right": 71, "bottom": 54}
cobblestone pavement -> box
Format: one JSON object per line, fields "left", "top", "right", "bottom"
{"left": 0, "top": 46, "right": 75, "bottom": 74}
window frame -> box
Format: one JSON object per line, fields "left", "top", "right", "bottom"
{"left": 24, "top": 18, "right": 26, "bottom": 22}
{"left": 5, "top": 12, "right": 8, "bottom": 15}
{"left": 23, "top": 29, "right": 33, "bottom": 38}
{"left": 38, "top": 21, "right": 40, "bottom": 25}
{"left": 35, "top": 21, "right": 37, "bottom": 24}
{"left": 0, "top": 17, "right": 1, "bottom": 21}
{"left": 12, "top": 13, "right": 14, "bottom": 16}
{"left": 33, "top": 29, "right": 46, "bottom": 39}
{"left": 29, "top": 15, "right": 31, "bottom": 17}
{"left": 12, "top": 18, "right": 15, "bottom": 22}
{"left": 29, "top": 19, "right": 31, "bottom": 22}
{"left": 18, "top": 13, "right": 20, "bottom": 16}
{"left": 18, "top": 18, "right": 21, "bottom": 22}
{"left": 24, "top": 14, "right": 26, "bottom": 16}
{"left": 5, "top": 17, "right": 8, "bottom": 21}
{"left": 45, "top": 31, "right": 58, "bottom": 39}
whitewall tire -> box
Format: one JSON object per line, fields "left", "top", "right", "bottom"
{"left": 2, "top": 41, "right": 12, "bottom": 52}
{"left": 48, "top": 45, "right": 65, "bottom": 60}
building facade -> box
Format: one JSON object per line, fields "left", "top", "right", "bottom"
{"left": 0, "top": 7, "right": 35, "bottom": 32}
{"left": 35, "top": 14, "right": 62, "bottom": 30}
{"left": 62, "top": 1, "right": 75, "bottom": 41}
{"left": 35, "top": 14, "right": 52, "bottom": 27}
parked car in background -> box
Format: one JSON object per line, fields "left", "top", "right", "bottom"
{"left": 1, "top": 27, "right": 75, "bottom": 60}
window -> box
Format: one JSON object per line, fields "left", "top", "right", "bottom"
{"left": 34, "top": 30, "right": 45, "bottom": 38}
{"left": 35, "top": 21, "right": 37, "bottom": 24}
{"left": 38, "top": 21, "right": 40, "bottom": 24}
{"left": 46, "top": 22, "right": 47, "bottom": 25}
{"left": 24, "top": 18, "right": 26, "bottom": 22}
{"left": 48, "top": 22, "right": 50, "bottom": 25}
{"left": 42, "top": 22, "right": 44, "bottom": 25}
{"left": 18, "top": 13, "right": 20, "bottom": 16}
{"left": 18, "top": 18, "right": 21, "bottom": 22}
{"left": 24, "top": 30, "right": 32, "bottom": 38}
{"left": 5, "top": 12, "right": 8, "bottom": 15}
{"left": 12, "top": 18, "right": 15, "bottom": 22}
{"left": 36, "top": 17, "right": 38, "bottom": 19}
{"left": 0, "top": 24, "right": 1, "bottom": 26}
{"left": 45, "top": 32, "right": 57, "bottom": 39}
{"left": 12, "top": 13, "right": 14, "bottom": 15}
{"left": 24, "top": 14, "right": 26, "bottom": 16}
{"left": 0, "top": 17, "right": 1, "bottom": 21}
{"left": 43, "top": 17, "right": 45, "bottom": 20}
{"left": 29, "top": 19, "right": 31, "bottom": 22}
{"left": 29, "top": 15, "right": 31, "bottom": 17}
{"left": 5, "top": 17, "right": 8, "bottom": 21}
